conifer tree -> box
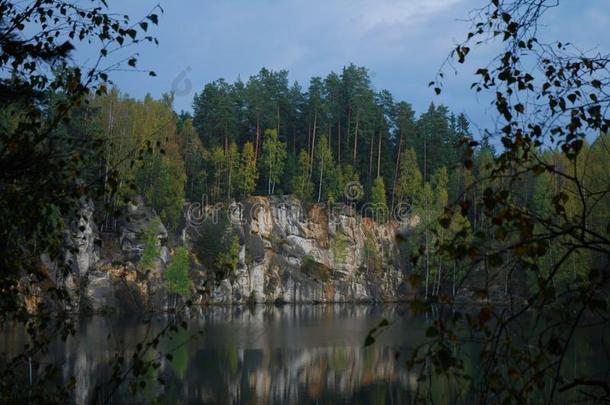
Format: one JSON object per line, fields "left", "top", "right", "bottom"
{"left": 396, "top": 148, "right": 423, "bottom": 208}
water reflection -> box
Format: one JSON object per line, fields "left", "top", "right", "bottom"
{"left": 3, "top": 304, "right": 428, "bottom": 404}
{"left": 3, "top": 304, "right": 604, "bottom": 404}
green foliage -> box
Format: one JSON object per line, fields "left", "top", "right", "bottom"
{"left": 300, "top": 256, "right": 332, "bottom": 282}
{"left": 193, "top": 212, "right": 241, "bottom": 279}
{"left": 238, "top": 142, "right": 258, "bottom": 198}
{"left": 331, "top": 232, "right": 349, "bottom": 263}
{"left": 136, "top": 150, "right": 186, "bottom": 231}
{"left": 140, "top": 223, "right": 161, "bottom": 271}
{"left": 314, "top": 135, "right": 337, "bottom": 202}
{"left": 432, "top": 166, "right": 449, "bottom": 208}
{"left": 215, "top": 235, "right": 241, "bottom": 276}
{"left": 415, "top": 2, "right": 610, "bottom": 404}
{"left": 182, "top": 65, "right": 478, "bottom": 209}
{"left": 370, "top": 177, "right": 388, "bottom": 223}
{"left": 177, "top": 118, "right": 207, "bottom": 201}
{"left": 206, "top": 146, "right": 224, "bottom": 201}
{"left": 291, "top": 149, "right": 314, "bottom": 202}
{"left": 165, "top": 247, "right": 192, "bottom": 298}
{"left": 363, "top": 231, "right": 382, "bottom": 273}
{"left": 396, "top": 148, "right": 423, "bottom": 206}
{"left": 261, "top": 129, "right": 287, "bottom": 195}
{"left": 193, "top": 79, "right": 237, "bottom": 149}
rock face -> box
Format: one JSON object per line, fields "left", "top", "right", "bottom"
{"left": 62, "top": 198, "right": 101, "bottom": 279}
{"left": 120, "top": 196, "right": 169, "bottom": 267}
{"left": 51, "top": 195, "right": 412, "bottom": 314}
{"left": 81, "top": 198, "right": 170, "bottom": 314}
{"left": 56, "top": 197, "right": 170, "bottom": 314}
{"left": 82, "top": 263, "right": 146, "bottom": 314}
{"left": 186, "top": 196, "right": 412, "bottom": 304}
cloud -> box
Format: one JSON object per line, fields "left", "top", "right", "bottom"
{"left": 354, "top": 0, "right": 464, "bottom": 30}
{"left": 86, "top": 0, "right": 610, "bottom": 132}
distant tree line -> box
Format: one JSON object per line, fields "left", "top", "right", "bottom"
{"left": 77, "top": 65, "right": 477, "bottom": 226}
{"left": 189, "top": 65, "right": 471, "bottom": 207}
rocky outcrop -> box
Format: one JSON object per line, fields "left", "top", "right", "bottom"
{"left": 186, "top": 196, "right": 413, "bottom": 304}
{"left": 82, "top": 263, "right": 146, "bottom": 314}
{"left": 120, "top": 196, "right": 169, "bottom": 266}
{"left": 54, "top": 197, "right": 171, "bottom": 314}
{"left": 49, "top": 195, "right": 413, "bottom": 314}
{"left": 62, "top": 198, "right": 101, "bottom": 279}
{"left": 81, "top": 198, "right": 171, "bottom": 314}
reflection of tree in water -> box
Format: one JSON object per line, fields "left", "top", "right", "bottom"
{"left": 1, "top": 304, "right": 605, "bottom": 404}
{"left": 184, "top": 346, "right": 410, "bottom": 404}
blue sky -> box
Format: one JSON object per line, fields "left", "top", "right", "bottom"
{"left": 91, "top": 0, "right": 610, "bottom": 132}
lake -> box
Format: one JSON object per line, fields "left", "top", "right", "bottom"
{"left": 1, "top": 304, "right": 605, "bottom": 404}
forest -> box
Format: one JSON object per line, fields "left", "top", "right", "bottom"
{"left": 56, "top": 64, "right": 609, "bottom": 298}
{"left": 83, "top": 65, "right": 473, "bottom": 218}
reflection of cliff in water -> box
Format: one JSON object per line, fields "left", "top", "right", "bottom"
{"left": 186, "top": 345, "right": 411, "bottom": 404}
{"left": 2, "top": 305, "right": 419, "bottom": 403}
{"left": 170, "top": 304, "right": 417, "bottom": 404}
{"left": 1, "top": 304, "right": 605, "bottom": 404}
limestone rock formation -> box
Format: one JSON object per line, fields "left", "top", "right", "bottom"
{"left": 119, "top": 196, "right": 169, "bottom": 266}
{"left": 51, "top": 195, "right": 413, "bottom": 314}
{"left": 55, "top": 197, "right": 171, "bottom": 314}
{"left": 62, "top": 198, "right": 101, "bottom": 279}
{"left": 186, "top": 196, "right": 413, "bottom": 304}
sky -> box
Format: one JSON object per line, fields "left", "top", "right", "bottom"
{"left": 88, "top": 0, "right": 610, "bottom": 132}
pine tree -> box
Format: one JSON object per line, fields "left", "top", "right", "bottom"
{"left": 396, "top": 148, "right": 423, "bottom": 208}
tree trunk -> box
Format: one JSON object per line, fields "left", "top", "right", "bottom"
{"left": 346, "top": 107, "right": 351, "bottom": 162}
{"left": 452, "top": 262, "right": 456, "bottom": 297}
{"left": 423, "top": 135, "right": 427, "bottom": 183}
{"left": 309, "top": 110, "right": 318, "bottom": 179}
{"left": 391, "top": 129, "right": 403, "bottom": 211}
{"left": 328, "top": 123, "right": 331, "bottom": 154}
{"left": 353, "top": 112, "right": 359, "bottom": 166}
{"left": 436, "top": 262, "right": 442, "bottom": 296}
{"left": 255, "top": 117, "right": 260, "bottom": 163}
{"left": 424, "top": 229, "right": 430, "bottom": 301}
{"left": 307, "top": 120, "right": 311, "bottom": 166}
{"left": 317, "top": 159, "right": 324, "bottom": 202}
{"left": 337, "top": 119, "right": 341, "bottom": 164}
{"left": 377, "top": 129, "right": 382, "bottom": 178}
{"left": 227, "top": 160, "right": 232, "bottom": 200}
{"left": 368, "top": 131, "right": 374, "bottom": 180}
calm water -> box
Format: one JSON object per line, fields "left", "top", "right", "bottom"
{"left": 2, "top": 304, "right": 428, "bottom": 404}
{"left": 1, "top": 304, "right": 606, "bottom": 404}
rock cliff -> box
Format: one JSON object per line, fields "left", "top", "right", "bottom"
{"left": 50, "top": 196, "right": 412, "bottom": 314}
{"left": 185, "top": 196, "right": 411, "bottom": 305}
